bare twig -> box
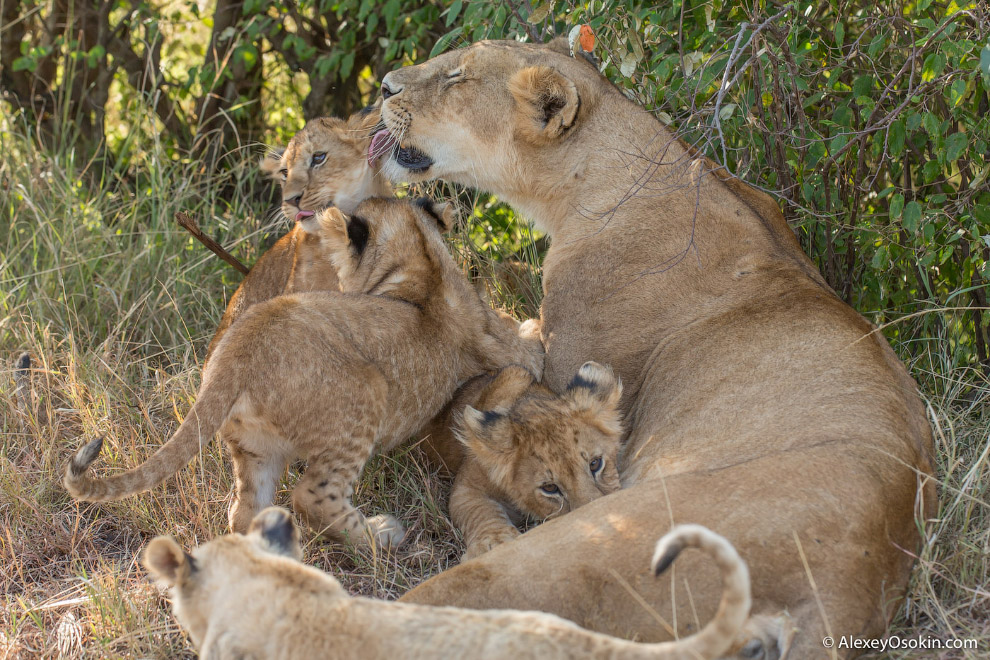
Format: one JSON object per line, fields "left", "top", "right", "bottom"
{"left": 175, "top": 212, "right": 250, "bottom": 275}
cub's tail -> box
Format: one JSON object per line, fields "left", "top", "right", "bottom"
{"left": 651, "top": 524, "right": 751, "bottom": 659}
{"left": 64, "top": 375, "right": 240, "bottom": 502}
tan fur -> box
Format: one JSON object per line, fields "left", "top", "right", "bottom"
{"left": 65, "top": 198, "right": 542, "bottom": 548}
{"left": 144, "top": 507, "right": 751, "bottom": 660}
{"left": 204, "top": 108, "right": 392, "bottom": 364}
{"left": 424, "top": 362, "right": 623, "bottom": 560}
{"left": 378, "top": 39, "right": 936, "bottom": 657}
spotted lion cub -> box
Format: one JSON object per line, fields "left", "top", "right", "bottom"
{"left": 145, "top": 507, "right": 751, "bottom": 660}
{"left": 422, "top": 362, "right": 623, "bottom": 559}
{"left": 65, "top": 197, "right": 542, "bottom": 548}
{"left": 205, "top": 108, "right": 392, "bottom": 364}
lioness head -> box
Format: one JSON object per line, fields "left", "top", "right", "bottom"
{"left": 458, "top": 361, "right": 623, "bottom": 519}
{"left": 307, "top": 196, "right": 454, "bottom": 303}
{"left": 143, "top": 508, "right": 338, "bottom": 647}
{"left": 374, "top": 39, "right": 607, "bottom": 221}
{"left": 261, "top": 105, "right": 391, "bottom": 219}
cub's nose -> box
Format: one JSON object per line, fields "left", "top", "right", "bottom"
{"left": 286, "top": 194, "right": 303, "bottom": 208}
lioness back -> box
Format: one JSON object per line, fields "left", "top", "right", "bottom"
{"left": 144, "top": 507, "right": 751, "bottom": 660}
{"left": 205, "top": 108, "right": 391, "bottom": 364}
{"left": 66, "top": 198, "right": 543, "bottom": 549}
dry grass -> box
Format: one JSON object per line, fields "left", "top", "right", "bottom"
{"left": 1, "top": 117, "right": 987, "bottom": 659}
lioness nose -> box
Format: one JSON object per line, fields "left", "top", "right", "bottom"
{"left": 380, "top": 75, "right": 401, "bottom": 100}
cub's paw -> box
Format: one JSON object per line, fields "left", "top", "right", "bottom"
{"left": 366, "top": 514, "right": 406, "bottom": 549}
{"left": 461, "top": 530, "right": 520, "bottom": 562}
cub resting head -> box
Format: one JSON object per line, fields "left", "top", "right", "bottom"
{"left": 145, "top": 507, "right": 751, "bottom": 660}
{"left": 431, "top": 361, "right": 624, "bottom": 559}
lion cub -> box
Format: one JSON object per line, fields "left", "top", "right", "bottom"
{"left": 205, "top": 108, "right": 392, "bottom": 363}
{"left": 65, "top": 197, "right": 542, "bottom": 548}
{"left": 144, "top": 507, "right": 751, "bottom": 660}
{"left": 422, "top": 362, "right": 623, "bottom": 559}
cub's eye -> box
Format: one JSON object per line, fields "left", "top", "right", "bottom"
{"left": 540, "top": 483, "right": 560, "bottom": 495}
{"left": 278, "top": 168, "right": 288, "bottom": 181}
{"left": 446, "top": 69, "right": 463, "bottom": 79}
{"left": 310, "top": 152, "right": 327, "bottom": 167}
{"left": 589, "top": 457, "right": 603, "bottom": 474}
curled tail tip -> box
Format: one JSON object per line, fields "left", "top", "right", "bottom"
{"left": 65, "top": 437, "right": 105, "bottom": 489}
{"left": 652, "top": 523, "right": 728, "bottom": 576}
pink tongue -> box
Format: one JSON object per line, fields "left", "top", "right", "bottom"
{"left": 295, "top": 210, "right": 314, "bottom": 222}
{"left": 368, "top": 129, "right": 395, "bottom": 166}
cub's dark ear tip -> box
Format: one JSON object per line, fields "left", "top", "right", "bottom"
{"left": 250, "top": 507, "right": 300, "bottom": 556}
{"left": 15, "top": 352, "right": 31, "bottom": 371}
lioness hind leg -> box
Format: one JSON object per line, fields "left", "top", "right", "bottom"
{"left": 227, "top": 431, "right": 287, "bottom": 534}
{"left": 292, "top": 445, "right": 405, "bottom": 549}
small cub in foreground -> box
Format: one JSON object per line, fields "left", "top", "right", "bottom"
{"left": 145, "top": 507, "right": 751, "bottom": 660}
{"left": 65, "top": 197, "right": 541, "bottom": 548}
{"left": 423, "top": 362, "right": 623, "bottom": 559}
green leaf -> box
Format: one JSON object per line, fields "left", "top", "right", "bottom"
{"left": 834, "top": 22, "right": 844, "bottom": 48}
{"left": 902, "top": 201, "right": 922, "bottom": 233}
{"left": 923, "top": 112, "right": 940, "bottom": 137}
{"left": 889, "top": 119, "right": 905, "bottom": 157}
{"left": 945, "top": 132, "right": 967, "bottom": 163}
{"left": 446, "top": 0, "right": 463, "bottom": 27}
{"left": 950, "top": 78, "right": 968, "bottom": 106}
{"left": 528, "top": 2, "right": 551, "bottom": 24}
{"left": 921, "top": 52, "right": 946, "bottom": 82}
{"left": 11, "top": 56, "right": 34, "bottom": 72}
{"left": 980, "top": 44, "right": 990, "bottom": 88}
{"left": 430, "top": 28, "right": 460, "bottom": 59}
{"left": 871, "top": 245, "right": 888, "bottom": 270}
{"left": 340, "top": 51, "right": 355, "bottom": 80}
{"left": 889, "top": 193, "right": 905, "bottom": 219}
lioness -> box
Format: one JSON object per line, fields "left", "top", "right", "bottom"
{"left": 421, "top": 361, "right": 624, "bottom": 560}
{"left": 204, "top": 107, "right": 392, "bottom": 364}
{"left": 374, "top": 37, "right": 935, "bottom": 657}
{"left": 144, "top": 506, "right": 751, "bottom": 660}
{"left": 65, "top": 197, "right": 542, "bottom": 547}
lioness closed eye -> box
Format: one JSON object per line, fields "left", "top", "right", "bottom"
{"left": 144, "top": 507, "right": 751, "bottom": 660}
{"left": 65, "top": 197, "right": 542, "bottom": 548}
{"left": 427, "top": 361, "right": 623, "bottom": 560}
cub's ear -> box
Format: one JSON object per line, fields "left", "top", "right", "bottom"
{"left": 414, "top": 197, "right": 456, "bottom": 232}
{"left": 508, "top": 66, "right": 580, "bottom": 142}
{"left": 144, "top": 536, "right": 195, "bottom": 586}
{"left": 477, "top": 366, "right": 534, "bottom": 412}
{"left": 259, "top": 147, "right": 286, "bottom": 181}
{"left": 248, "top": 507, "right": 302, "bottom": 560}
{"left": 566, "top": 361, "right": 623, "bottom": 435}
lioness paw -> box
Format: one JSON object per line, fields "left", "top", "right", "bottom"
{"left": 366, "top": 514, "right": 406, "bottom": 549}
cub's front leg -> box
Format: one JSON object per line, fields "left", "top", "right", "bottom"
{"left": 450, "top": 462, "right": 521, "bottom": 561}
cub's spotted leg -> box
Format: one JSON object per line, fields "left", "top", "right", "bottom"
{"left": 292, "top": 441, "right": 405, "bottom": 550}
{"left": 450, "top": 467, "right": 520, "bottom": 560}
{"left": 226, "top": 427, "right": 287, "bottom": 534}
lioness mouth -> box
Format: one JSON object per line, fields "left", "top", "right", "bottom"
{"left": 369, "top": 129, "right": 433, "bottom": 173}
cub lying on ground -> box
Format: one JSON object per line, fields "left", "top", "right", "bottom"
{"left": 205, "top": 108, "right": 391, "bottom": 363}
{"left": 144, "top": 507, "right": 751, "bottom": 660}
{"left": 65, "top": 197, "right": 542, "bottom": 548}
{"left": 421, "top": 362, "right": 623, "bottom": 559}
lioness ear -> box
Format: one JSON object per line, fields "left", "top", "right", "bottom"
{"left": 566, "top": 361, "right": 623, "bottom": 435}
{"left": 414, "top": 197, "right": 455, "bottom": 232}
{"left": 248, "top": 507, "right": 302, "bottom": 560}
{"left": 144, "top": 536, "right": 195, "bottom": 586}
{"left": 259, "top": 147, "right": 285, "bottom": 180}
{"left": 509, "top": 66, "right": 580, "bottom": 142}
